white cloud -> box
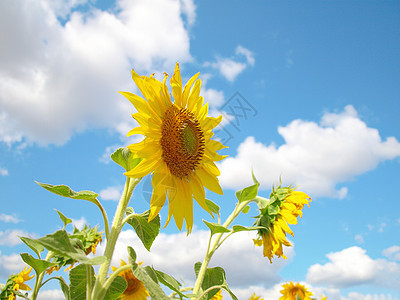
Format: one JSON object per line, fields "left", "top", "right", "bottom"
{"left": 0, "top": 0, "right": 194, "bottom": 146}
{"left": 0, "top": 167, "right": 8, "bottom": 176}
{"left": 36, "top": 289, "right": 65, "bottom": 300}
{"left": 344, "top": 292, "right": 400, "bottom": 300}
{"left": 71, "top": 216, "right": 87, "bottom": 230}
{"left": 97, "top": 229, "right": 292, "bottom": 288}
{"left": 99, "top": 185, "right": 123, "bottom": 201}
{"left": 306, "top": 246, "right": 400, "bottom": 290}
{"left": 0, "top": 252, "right": 25, "bottom": 278}
{"left": 383, "top": 246, "right": 400, "bottom": 261}
{"left": 0, "top": 213, "right": 21, "bottom": 223}
{"left": 218, "top": 105, "right": 400, "bottom": 198}
{"left": 209, "top": 45, "right": 255, "bottom": 82}
{"left": 0, "top": 229, "right": 34, "bottom": 246}
{"left": 199, "top": 73, "right": 225, "bottom": 108}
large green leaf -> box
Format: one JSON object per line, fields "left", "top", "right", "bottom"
{"left": 127, "top": 247, "right": 170, "bottom": 300}
{"left": 69, "top": 264, "right": 94, "bottom": 300}
{"left": 147, "top": 266, "right": 189, "bottom": 298}
{"left": 35, "top": 230, "right": 105, "bottom": 265}
{"left": 111, "top": 147, "right": 142, "bottom": 172}
{"left": 20, "top": 253, "right": 57, "bottom": 276}
{"left": 104, "top": 276, "right": 127, "bottom": 300}
{"left": 19, "top": 236, "right": 44, "bottom": 258}
{"left": 125, "top": 208, "right": 160, "bottom": 251}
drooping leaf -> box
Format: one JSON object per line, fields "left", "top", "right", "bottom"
{"left": 149, "top": 267, "right": 188, "bottom": 298}
{"left": 194, "top": 262, "right": 226, "bottom": 299}
{"left": 69, "top": 264, "right": 94, "bottom": 300}
{"left": 127, "top": 247, "right": 169, "bottom": 300}
{"left": 19, "top": 236, "right": 44, "bottom": 258}
{"left": 20, "top": 253, "right": 57, "bottom": 275}
{"left": 232, "top": 225, "right": 266, "bottom": 233}
{"left": 111, "top": 147, "right": 142, "bottom": 172}
{"left": 125, "top": 208, "right": 160, "bottom": 251}
{"left": 35, "top": 230, "right": 105, "bottom": 265}
{"left": 203, "top": 220, "right": 230, "bottom": 236}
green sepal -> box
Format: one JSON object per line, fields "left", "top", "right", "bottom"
{"left": 69, "top": 264, "right": 95, "bottom": 300}
{"left": 203, "top": 220, "right": 230, "bottom": 236}
{"left": 20, "top": 253, "right": 57, "bottom": 276}
{"left": 111, "top": 147, "right": 142, "bottom": 172}
{"left": 205, "top": 199, "right": 220, "bottom": 216}
{"left": 127, "top": 247, "right": 170, "bottom": 300}
{"left": 235, "top": 183, "right": 259, "bottom": 203}
{"left": 34, "top": 230, "right": 106, "bottom": 265}
{"left": 19, "top": 236, "right": 44, "bottom": 258}
{"left": 55, "top": 209, "right": 72, "bottom": 229}
{"left": 125, "top": 208, "right": 160, "bottom": 251}
{"left": 104, "top": 276, "right": 127, "bottom": 300}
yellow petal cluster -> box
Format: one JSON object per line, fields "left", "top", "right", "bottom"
{"left": 12, "top": 266, "right": 34, "bottom": 292}
{"left": 111, "top": 260, "right": 149, "bottom": 300}
{"left": 254, "top": 189, "right": 311, "bottom": 263}
{"left": 211, "top": 290, "right": 223, "bottom": 300}
{"left": 249, "top": 292, "right": 264, "bottom": 300}
{"left": 279, "top": 282, "right": 313, "bottom": 300}
{"left": 122, "top": 63, "right": 226, "bottom": 233}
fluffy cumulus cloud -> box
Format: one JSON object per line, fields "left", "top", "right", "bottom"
{"left": 0, "top": 252, "right": 25, "bottom": 278}
{"left": 208, "top": 45, "right": 255, "bottom": 82}
{"left": 0, "top": 213, "right": 21, "bottom": 224}
{"left": 306, "top": 246, "right": 400, "bottom": 290}
{"left": 97, "top": 229, "right": 292, "bottom": 288}
{"left": 0, "top": 229, "right": 34, "bottom": 246}
{"left": 218, "top": 105, "right": 400, "bottom": 198}
{"left": 37, "top": 289, "right": 65, "bottom": 300}
{"left": 99, "top": 185, "right": 123, "bottom": 201}
{"left": 0, "top": 0, "right": 194, "bottom": 146}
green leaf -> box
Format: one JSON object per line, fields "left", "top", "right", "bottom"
{"left": 150, "top": 267, "right": 188, "bottom": 298}
{"left": 203, "top": 220, "right": 230, "bottom": 236}
{"left": 55, "top": 210, "right": 72, "bottom": 228}
{"left": 125, "top": 208, "right": 160, "bottom": 251}
{"left": 251, "top": 169, "right": 259, "bottom": 185}
{"left": 232, "top": 225, "right": 265, "bottom": 233}
{"left": 194, "top": 262, "right": 225, "bottom": 299}
{"left": 20, "top": 253, "right": 57, "bottom": 275}
{"left": 35, "top": 230, "right": 106, "bottom": 265}
{"left": 69, "top": 264, "right": 94, "bottom": 300}
{"left": 19, "top": 236, "right": 44, "bottom": 258}
{"left": 104, "top": 276, "right": 127, "bottom": 300}
{"left": 35, "top": 182, "right": 98, "bottom": 202}
{"left": 205, "top": 199, "right": 220, "bottom": 216}
{"left": 235, "top": 183, "right": 259, "bottom": 203}
{"left": 242, "top": 205, "right": 250, "bottom": 214}
{"left": 127, "top": 247, "right": 170, "bottom": 300}
{"left": 111, "top": 147, "right": 142, "bottom": 172}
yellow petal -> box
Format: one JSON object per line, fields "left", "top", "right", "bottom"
{"left": 171, "top": 63, "right": 182, "bottom": 107}
{"left": 181, "top": 72, "right": 199, "bottom": 108}
{"left": 195, "top": 167, "right": 223, "bottom": 195}
{"left": 124, "top": 157, "right": 160, "bottom": 178}
{"left": 119, "top": 91, "right": 150, "bottom": 114}
{"left": 189, "top": 175, "right": 212, "bottom": 216}
{"left": 149, "top": 166, "right": 169, "bottom": 221}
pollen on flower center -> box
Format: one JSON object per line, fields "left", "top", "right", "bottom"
{"left": 160, "top": 105, "right": 205, "bottom": 178}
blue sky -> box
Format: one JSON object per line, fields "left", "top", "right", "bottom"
{"left": 1, "top": 0, "right": 400, "bottom": 299}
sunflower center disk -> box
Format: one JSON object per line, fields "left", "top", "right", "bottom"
{"left": 160, "top": 105, "right": 205, "bottom": 178}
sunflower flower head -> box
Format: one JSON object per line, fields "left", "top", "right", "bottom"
{"left": 253, "top": 184, "right": 311, "bottom": 263}
{"left": 0, "top": 266, "right": 35, "bottom": 300}
{"left": 112, "top": 260, "right": 149, "bottom": 300}
{"left": 211, "top": 290, "right": 223, "bottom": 300}
{"left": 249, "top": 292, "right": 264, "bottom": 300}
{"left": 122, "top": 63, "right": 227, "bottom": 233}
{"left": 279, "top": 282, "right": 313, "bottom": 300}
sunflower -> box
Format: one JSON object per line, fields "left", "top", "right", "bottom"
{"left": 249, "top": 293, "right": 264, "bottom": 300}
{"left": 112, "top": 260, "right": 149, "bottom": 300}
{"left": 211, "top": 290, "right": 223, "bottom": 300}
{"left": 253, "top": 186, "right": 311, "bottom": 263}
{"left": 279, "top": 282, "right": 313, "bottom": 300}
{"left": 12, "top": 266, "right": 34, "bottom": 292}
{"left": 122, "top": 63, "right": 226, "bottom": 233}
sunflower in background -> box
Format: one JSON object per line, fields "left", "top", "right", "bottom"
{"left": 122, "top": 63, "right": 226, "bottom": 233}
{"left": 279, "top": 282, "right": 313, "bottom": 300}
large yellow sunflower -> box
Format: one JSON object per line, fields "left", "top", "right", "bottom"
{"left": 112, "top": 260, "right": 149, "bottom": 300}
{"left": 279, "top": 282, "right": 313, "bottom": 300}
{"left": 121, "top": 63, "right": 226, "bottom": 233}
{"left": 254, "top": 188, "right": 311, "bottom": 263}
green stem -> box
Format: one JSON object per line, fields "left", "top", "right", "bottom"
{"left": 103, "top": 263, "right": 131, "bottom": 292}
{"left": 31, "top": 251, "right": 54, "bottom": 300}
{"left": 91, "top": 176, "right": 141, "bottom": 300}
{"left": 86, "top": 265, "right": 92, "bottom": 300}
{"left": 191, "top": 200, "right": 251, "bottom": 299}
{"left": 94, "top": 198, "right": 110, "bottom": 239}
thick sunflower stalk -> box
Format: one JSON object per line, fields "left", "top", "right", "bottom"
{"left": 2, "top": 63, "right": 313, "bottom": 300}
